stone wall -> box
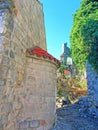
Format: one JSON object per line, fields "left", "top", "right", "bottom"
{"left": 23, "top": 56, "right": 57, "bottom": 130}
{"left": 0, "top": 0, "right": 46, "bottom": 53}
{"left": 78, "top": 62, "right": 98, "bottom": 118}
{"left": 0, "top": 0, "right": 54, "bottom": 130}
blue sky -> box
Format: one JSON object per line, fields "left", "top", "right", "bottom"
{"left": 40, "top": 0, "right": 82, "bottom": 59}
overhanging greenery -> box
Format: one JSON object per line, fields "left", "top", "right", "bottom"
{"left": 70, "top": 0, "right": 98, "bottom": 72}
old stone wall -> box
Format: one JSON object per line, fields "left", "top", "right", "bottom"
{"left": 78, "top": 62, "right": 98, "bottom": 118}
{"left": 23, "top": 57, "right": 57, "bottom": 130}
{"left": 0, "top": 0, "right": 49, "bottom": 130}
{"left": 86, "top": 63, "right": 98, "bottom": 106}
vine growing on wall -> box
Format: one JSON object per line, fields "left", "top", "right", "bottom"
{"left": 70, "top": 0, "right": 98, "bottom": 72}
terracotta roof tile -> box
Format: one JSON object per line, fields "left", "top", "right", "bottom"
{"left": 26, "top": 46, "right": 61, "bottom": 66}
{"left": 64, "top": 70, "right": 70, "bottom": 75}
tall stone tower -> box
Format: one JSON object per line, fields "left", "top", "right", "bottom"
{"left": 0, "top": 0, "right": 47, "bottom": 51}
{"left": 60, "top": 43, "right": 71, "bottom": 64}
{"left": 0, "top": 0, "right": 59, "bottom": 130}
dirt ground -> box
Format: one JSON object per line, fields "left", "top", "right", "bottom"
{"left": 51, "top": 102, "right": 98, "bottom": 130}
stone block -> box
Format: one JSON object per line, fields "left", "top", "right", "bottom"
{"left": 4, "top": 122, "right": 16, "bottom": 130}
{"left": 10, "top": 50, "right": 14, "bottom": 58}
{"left": 18, "top": 120, "right": 29, "bottom": 129}
{"left": 8, "top": 112, "right": 15, "bottom": 122}
{"left": 0, "top": 86, "right": 5, "bottom": 94}
{"left": 1, "top": 103, "right": 11, "bottom": 113}
{"left": 29, "top": 120, "right": 40, "bottom": 128}
{"left": 1, "top": 57, "right": 10, "bottom": 66}
{"left": 26, "top": 58, "right": 33, "bottom": 63}
{"left": 0, "top": 78, "right": 6, "bottom": 86}
{"left": 0, "top": 120, "right": 3, "bottom": 129}
{"left": 39, "top": 120, "right": 46, "bottom": 126}
{"left": 2, "top": 114, "right": 8, "bottom": 124}
{"left": 13, "top": 101, "right": 22, "bottom": 110}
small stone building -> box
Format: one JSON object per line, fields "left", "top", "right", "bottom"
{"left": 0, "top": 0, "right": 60, "bottom": 130}
{"left": 25, "top": 46, "right": 60, "bottom": 130}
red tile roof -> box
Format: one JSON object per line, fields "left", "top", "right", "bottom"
{"left": 26, "top": 46, "right": 61, "bottom": 66}
{"left": 64, "top": 70, "right": 70, "bottom": 75}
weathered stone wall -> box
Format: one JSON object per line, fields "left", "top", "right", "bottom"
{"left": 78, "top": 62, "right": 98, "bottom": 118}
{"left": 86, "top": 63, "right": 98, "bottom": 106}
{"left": 22, "top": 57, "right": 57, "bottom": 130}
{"left": 0, "top": 0, "right": 50, "bottom": 130}
{"left": 0, "top": 0, "right": 46, "bottom": 53}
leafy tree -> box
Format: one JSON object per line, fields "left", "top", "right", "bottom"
{"left": 70, "top": 0, "right": 98, "bottom": 72}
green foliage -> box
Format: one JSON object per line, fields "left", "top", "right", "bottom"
{"left": 57, "top": 76, "right": 87, "bottom": 102}
{"left": 59, "top": 65, "right": 65, "bottom": 74}
{"left": 70, "top": 0, "right": 98, "bottom": 72}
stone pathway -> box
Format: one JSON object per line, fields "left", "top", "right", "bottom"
{"left": 51, "top": 103, "right": 98, "bottom": 130}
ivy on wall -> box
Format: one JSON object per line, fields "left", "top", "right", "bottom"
{"left": 70, "top": 0, "right": 98, "bottom": 72}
